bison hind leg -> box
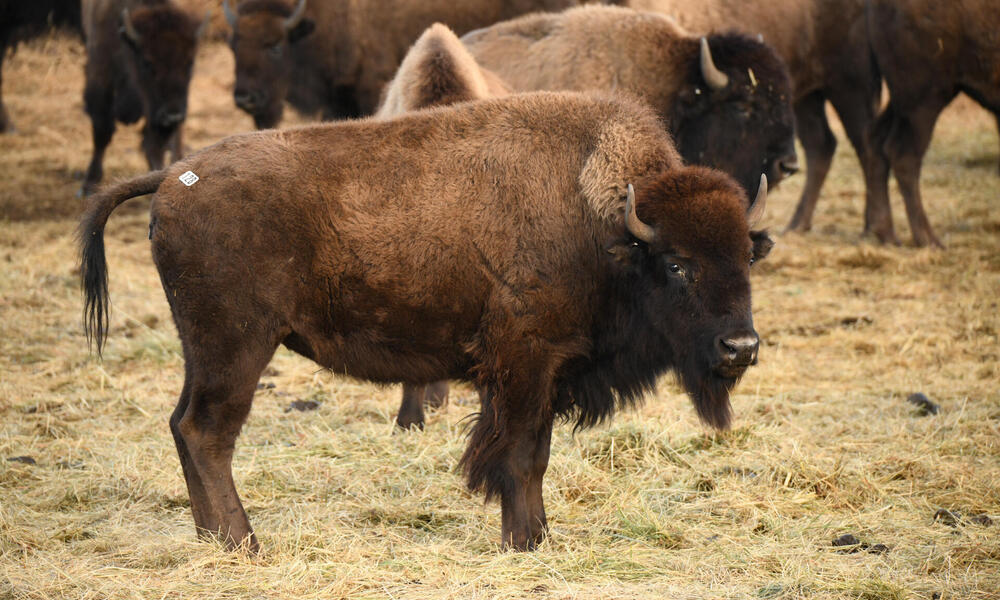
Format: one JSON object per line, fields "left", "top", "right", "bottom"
{"left": 171, "top": 322, "right": 283, "bottom": 552}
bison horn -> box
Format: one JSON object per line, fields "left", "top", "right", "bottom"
{"left": 121, "top": 8, "right": 141, "bottom": 44}
{"left": 223, "top": 0, "right": 238, "bottom": 27}
{"left": 625, "top": 184, "right": 655, "bottom": 243}
{"left": 699, "top": 37, "right": 729, "bottom": 91}
{"left": 747, "top": 174, "right": 767, "bottom": 227}
{"left": 284, "top": 0, "right": 307, "bottom": 31}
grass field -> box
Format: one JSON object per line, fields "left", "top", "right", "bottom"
{"left": 1, "top": 35, "right": 998, "bottom": 599}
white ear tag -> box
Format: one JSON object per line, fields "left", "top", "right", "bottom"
{"left": 179, "top": 171, "right": 199, "bottom": 186}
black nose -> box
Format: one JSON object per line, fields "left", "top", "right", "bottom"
{"left": 234, "top": 89, "right": 265, "bottom": 111}
{"left": 155, "top": 108, "right": 185, "bottom": 128}
{"left": 717, "top": 332, "right": 760, "bottom": 368}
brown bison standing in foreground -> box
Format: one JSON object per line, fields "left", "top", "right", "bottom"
{"left": 867, "top": 0, "right": 1000, "bottom": 248}
{"left": 461, "top": 5, "right": 797, "bottom": 201}
{"left": 1, "top": 0, "right": 82, "bottom": 133}
{"left": 81, "top": 91, "right": 772, "bottom": 551}
{"left": 80, "top": 0, "right": 205, "bottom": 195}
{"left": 621, "top": 0, "right": 889, "bottom": 243}
{"left": 222, "top": 0, "right": 583, "bottom": 128}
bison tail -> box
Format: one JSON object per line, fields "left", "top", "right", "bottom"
{"left": 79, "top": 169, "right": 166, "bottom": 355}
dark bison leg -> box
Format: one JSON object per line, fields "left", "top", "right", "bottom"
{"left": 786, "top": 91, "right": 837, "bottom": 233}
{"left": 395, "top": 384, "right": 427, "bottom": 430}
{"left": 82, "top": 84, "right": 117, "bottom": 195}
{"left": 827, "top": 86, "right": 899, "bottom": 244}
{"left": 169, "top": 366, "right": 213, "bottom": 531}
{"left": 168, "top": 126, "right": 184, "bottom": 164}
{"left": 141, "top": 123, "right": 171, "bottom": 172}
{"left": 424, "top": 380, "right": 449, "bottom": 409}
{"left": 881, "top": 96, "right": 952, "bottom": 248}
{"left": 498, "top": 416, "right": 553, "bottom": 550}
{"left": 395, "top": 381, "right": 449, "bottom": 430}
{"left": 463, "top": 382, "right": 553, "bottom": 551}
{"left": 173, "top": 327, "right": 279, "bottom": 551}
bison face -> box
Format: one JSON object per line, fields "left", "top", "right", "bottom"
{"left": 225, "top": 0, "right": 315, "bottom": 129}
{"left": 119, "top": 6, "right": 202, "bottom": 133}
{"left": 614, "top": 168, "right": 773, "bottom": 429}
{"left": 671, "top": 34, "right": 798, "bottom": 201}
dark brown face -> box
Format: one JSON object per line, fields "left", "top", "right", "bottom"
{"left": 120, "top": 7, "right": 201, "bottom": 132}
{"left": 671, "top": 33, "right": 798, "bottom": 200}
{"left": 613, "top": 167, "right": 773, "bottom": 429}
{"left": 227, "top": 0, "right": 315, "bottom": 129}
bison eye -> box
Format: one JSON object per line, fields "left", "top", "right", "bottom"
{"left": 667, "top": 263, "right": 685, "bottom": 277}
{"left": 268, "top": 44, "right": 282, "bottom": 58}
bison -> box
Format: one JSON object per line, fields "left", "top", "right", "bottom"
{"left": 461, "top": 5, "right": 797, "bottom": 201}
{"left": 620, "top": 0, "right": 889, "bottom": 242}
{"left": 221, "top": 0, "right": 584, "bottom": 129}
{"left": 81, "top": 91, "right": 773, "bottom": 551}
{"left": 1, "top": 0, "right": 81, "bottom": 133}
{"left": 80, "top": 0, "right": 206, "bottom": 195}
{"left": 867, "top": 0, "right": 1000, "bottom": 248}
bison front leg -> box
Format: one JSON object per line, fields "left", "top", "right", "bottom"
{"left": 498, "top": 418, "right": 553, "bottom": 550}
{"left": 786, "top": 92, "right": 837, "bottom": 234}
{"left": 81, "top": 84, "right": 117, "bottom": 195}
{"left": 140, "top": 123, "right": 175, "bottom": 172}
{"left": 463, "top": 383, "right": 553, "bottom": 551}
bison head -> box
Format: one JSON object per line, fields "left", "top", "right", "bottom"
{"left": 671, "top": 34, "right": 798, "bottom": 201}
{"left": 119, "top": 5, "right": 204, "bottom": 133}
{"left": 224, "top": 0, "right": 315, "bottom": 129}
{"left": 611, "top": 168, "right": 773, "bottom": 430}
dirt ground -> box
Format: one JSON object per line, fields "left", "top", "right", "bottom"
{"left": 1, "top": 34, "right": 998, "bottom": 600}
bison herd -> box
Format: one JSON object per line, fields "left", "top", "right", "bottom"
{"left": 2, "top": 0, "right": 996, "bottom": 552}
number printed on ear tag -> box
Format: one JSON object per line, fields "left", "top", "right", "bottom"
{"left": 179, "top": 171, "right": 199, "bottom": 186}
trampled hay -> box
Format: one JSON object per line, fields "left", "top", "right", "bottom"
{"left": 1, "top": 36, "right": 998, "bottom": 599}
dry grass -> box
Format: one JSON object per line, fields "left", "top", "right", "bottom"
{"left": 2, "top": 36, "right": 999, "bottom": 600}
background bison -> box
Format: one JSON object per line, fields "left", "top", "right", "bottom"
{"left": 223, "top": 0, "right": 585, "bottom": 128}
{"left": 867, "top": 0, "right": 1000, "bottom": 248}
{"left": 81, "top": 92, "right": 770, "bottom": 550}
{"left": 80, "top": 0, "right": 205, "bottom": 195}
{"left": 461, "top": 5, "right": 797, "bottom": 201}
{"left": 0, "top": 0, "right": 81, "bottom": 133}
{"left": 620, "top": 0, "right": 888, "bottom": 243}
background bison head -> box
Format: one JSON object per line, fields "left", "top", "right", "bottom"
{"left": 609, "top": 168, "right": 773, "bottom": 430}
{"left": 672, "top": 33, "right": 797, "bottom": 201}
{"left": 224, "top": 0, "right": 315, "bottom": 129}
{"left": 119, "top": 3, "right": 203, "bottom": 133}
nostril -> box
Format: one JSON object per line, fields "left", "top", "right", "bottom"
{"left": 719, "top": 334, "right": 760, "bottom": 363}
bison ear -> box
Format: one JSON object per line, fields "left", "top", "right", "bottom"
{"left": 605, "top": 239, "right": 645, "bottom": 269}
{"left": 288, "top": 19, "right": 315, "bottom": 44}
{"left": 750, "top": 230, "right": 774, "bottom": 264}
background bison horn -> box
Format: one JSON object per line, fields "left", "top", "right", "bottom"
{"left": 285, "top": 0, "right": 308, "bottom": 31}
{"left": 625, "top": 183, "right": 655, "bottom": 243}
{"left": 747, "top": 174, "right": 767, "bottom": 227}
{"left": 120, "top": 9, "right": 141, "bottom": 44}
{"left": 699, "top": 37, "right": 729, "bottom": 90}
{"left": 223, "top": 0, "right": 237, "bottom": 27}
